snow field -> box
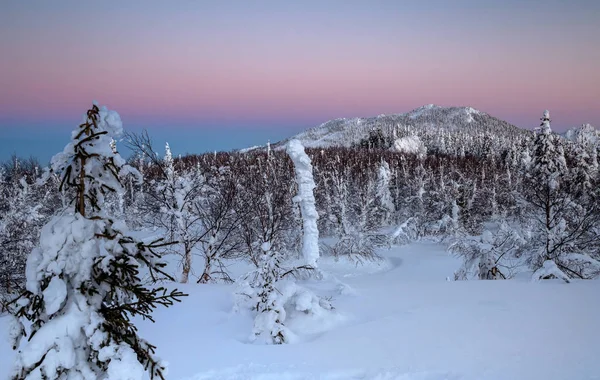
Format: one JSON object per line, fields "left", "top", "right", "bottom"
{"left": 2, "top": 241, "right": 599, "bottom": 379}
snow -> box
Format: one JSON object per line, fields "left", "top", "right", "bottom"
{"left": 105, "top": 345, "right": 146, "bottom": 380}
{"left": 286, "top": 139, "right": 320, "bottom": 267}
{"left": 391, "top": 136, "right": 427, "bottom": 158}
{"left": 42, "top": 277, "right": 67, "bottom": 316}
{"left": 463, "top": 107, "right": 481, "bottom": 123}
{"left": 254, "top": 104, "right": 505, "bottom": 154}
{"left": 182, "top": 365, "right": 459, "bottom": 379}
{"left": 532, "top": 260, "right": 570, "bottom": 283}
{"left": 238, "top": 145, "right": 263, "bottom": 153}
{"left": 2, "top": 241, "right": 599, "bottom": 379}
{"left": 408, "top": 104, "right": 437, "bottom": 119}
{"left": 48, "top": 106, "right": 135, "bottom": 210}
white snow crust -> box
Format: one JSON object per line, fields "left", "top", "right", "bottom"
{"left": 2, "top": 242, "right": 599, "bottom": 380}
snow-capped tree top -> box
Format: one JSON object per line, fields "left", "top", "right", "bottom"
{"left": 165, "top": 143, "right": 173, "bottom": 163}
{"left": 286, "top": 139, "right": 313, "bottom": 171}
{"left": 540, "top": 110, "right": 551, "bottom": 134}
{"left": 48, "top": 104, "right": 140, "bottom": 216}
{"left": 164, "top": 142, "right": 175, "bottom": 179}
{"left": 542, "top": 110, "right": 550, "bottom": 120}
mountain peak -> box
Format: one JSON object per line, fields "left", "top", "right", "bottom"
{"left": 259, "top": 105, "right": 526, "bottom": 156}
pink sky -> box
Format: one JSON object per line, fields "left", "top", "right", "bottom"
{"left": 1, "top": 0, "right": 599, "bottom": 138}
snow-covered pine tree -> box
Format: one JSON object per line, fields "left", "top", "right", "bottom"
{"left": 250, "top": 241, "right": 290, "bottom": 344}
{"left": 525, "top": 110, "right": 569, "bottom": 276}
{"left": 8, "top": 104, "right": 185, "bottom": 380}
{"left": 569, "top": 124, "right": 598, "bottom": 198}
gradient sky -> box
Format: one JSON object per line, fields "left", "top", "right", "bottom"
{"left": 1, "top": 0, "right": 599, "bottom": 163}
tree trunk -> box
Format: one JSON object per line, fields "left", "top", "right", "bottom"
{"left": 180, "top": 242, "right": 192, "bottom": 283}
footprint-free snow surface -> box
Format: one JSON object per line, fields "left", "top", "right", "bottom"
{"left": 1, "top": 242, "right": 599, "bottom": 379}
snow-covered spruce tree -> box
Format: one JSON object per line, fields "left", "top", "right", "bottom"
{"left": 569, "top": 124, "right": 598, "bottom": 198}
{"left": 524, "top": 111, "right": 600, "bottom": 280}
{"left": 9, "top": 104, "right": 185, "bottom": 379}
{"left": 525, "top": 111, "right": 568, "bottom": 275}
{"left": 286, "top": 139, "right": 319, "bottom": 268}
{"left": 250, "top": 241, "right": 290, "bottom": 344}
{"left": 244, "top": 236, "right": 333, "bottom": 344}
{"left": 246, "top": 239, "right": 334, "bottom": 345}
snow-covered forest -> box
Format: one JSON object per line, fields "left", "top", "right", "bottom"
{"left": 1, "top": 104, "right": 599, "bottom": 379}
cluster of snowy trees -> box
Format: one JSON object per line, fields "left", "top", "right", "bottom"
{"left": 0, "top": 157, "right": 60, "bottom": 299}
{"left": 451, "top": 111, "right": 600, "bottom": 280}
{"left": 0, "top": 104, "right": 330, "bottom": 378}
{"left": 2, "top": 111, "right": 599, "bottom": 292}
{"left": 1, "top": 105, "right": 599, "bottom": 377}
{"left": 289, "top": 105, "right": 528, "bottom": 159}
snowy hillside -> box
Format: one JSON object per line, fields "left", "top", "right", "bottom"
{"left": 2, "top": 241, "right": 598, "bottom": 380}
{"left": 265, "top": 105, "right": 527, "bottom": 154}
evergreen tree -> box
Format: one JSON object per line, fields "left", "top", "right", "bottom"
{"left": 525, "top": 110, "right": 568, "bottom": 272}
{"left": 250, "top": 241, "right": 290, "bottom": 344}
{"left": 8, "top": 104, "right": 185, "bottom": 379}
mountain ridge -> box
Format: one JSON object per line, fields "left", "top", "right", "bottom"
{"left": 240, "top": 105, "right": 531, "bottom": 158}
{"left": 271, "top": 104, "right": 515, "bottom": 149}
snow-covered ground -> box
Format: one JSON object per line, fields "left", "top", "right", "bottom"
{"left": 2, "top": 241, "right": 599, "bottom": 380}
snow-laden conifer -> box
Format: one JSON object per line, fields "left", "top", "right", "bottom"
{"left": 524, "top": 111, "right": 600, "bottom": 280}
{"left": 250, "top": 241, "right": 290, "bottom": 344}
{"left": 8, "top": 104, "right": 185, "bottom": 380}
